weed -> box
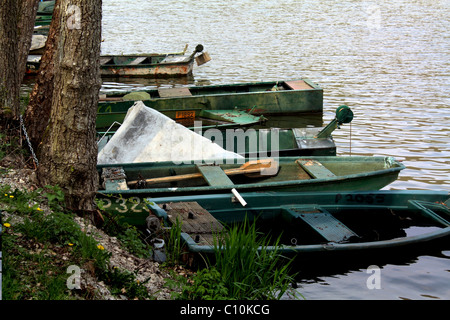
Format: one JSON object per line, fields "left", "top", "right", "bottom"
{"left": 177, "top": 218, "right": 300, "bottom": 300}
{"left": 0, "top": 183, "right": 153, "bottom": 300}
{"left": 165, "top": 217, "right": 185, "bottom": 265}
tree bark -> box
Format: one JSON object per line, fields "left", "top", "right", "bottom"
{"left": 37, "top": 0, "right": 102, "bottom": 211}
{"left": 0, "top": 0, "right": 20, "bottom": 118}
{"left": 24, "top": 0, "right": 61, "bottom": 152}
{"left": 0, "top": 0, "right": 39, "bottom": 119}
{"left": 18, "top": 0, "right": 40, "bottom": 80}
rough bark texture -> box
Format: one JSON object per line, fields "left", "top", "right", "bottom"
{"left": 37, "top": 0, "right": 102, "bottom": 211}
{"left": 0, "top": 0, "right": 20, "bottom": 118}
{"left": 24, "top": 0, "right": 61, "bottom": 152}
{"left": 17, "top": 0, "right": 40, "bottom": 79}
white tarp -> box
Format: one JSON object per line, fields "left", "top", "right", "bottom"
{"left": 97, "top": 101, "right": 243, "bottom": 164}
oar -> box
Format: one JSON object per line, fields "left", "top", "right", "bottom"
{"left": 127, "top": 159, "right": 279, "bottom": 187}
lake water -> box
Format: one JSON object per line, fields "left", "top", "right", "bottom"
{"left": 100, "top": 0, "right": 450, "bottom": 300}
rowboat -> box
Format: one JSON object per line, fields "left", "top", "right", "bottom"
{"left": 209, "top": 104, "right": 352, "bottom": 157}
{"left": 97, "top": 104, "right": 353, "bottom": 157}
{"left": 98, "top": 126, "right": 337, "bottom": 157}
{"left": 29, "top": 35, "right": 47, "bottom": 55}
{"left": 26, "top": 44, "right": 210, "bottom": 78}
{"left": 97, "top": 79, "right": 323, "bottom": 118}
{"left": 140, "top": 190, "right": 450, "bottom": 254}
{"left": 96, "top": 101, "right": 266, "bottom": 132}
{"left": 97, "top": 156, "right": 405, "bottom": 201}
{"left": 34, "top": 0, "right": 54, "bottom": 27}
{"left": 100, "top": 44, "right": 210, "bottom": 78}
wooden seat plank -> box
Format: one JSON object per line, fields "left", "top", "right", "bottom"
{"left": 158, "top": 87, "right": 192, "bottom": 98}
{"left": 285, "top": 80, "right": 313, "bottom": 90}
{"left": 197, "top": 165, "right": 234, "bottom": 186}
{"left": 283, "top": 206, "right": 358, "bottom": 243}
{"left": 296, "top": 159, "right": 336, "bottom": 179}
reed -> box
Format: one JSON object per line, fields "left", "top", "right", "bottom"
{"left": 165, "top": 216, "right": 185, "bottom": 265}
{"left": 179, "top": 217, "right": 299, "bottom": 300}
{"left": 212, "top": 218, "right": 296, "bottom": 299}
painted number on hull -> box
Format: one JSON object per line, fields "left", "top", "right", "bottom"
{"left": 99, "top": 197, "right": 145, "bottom": 213}
{"left": 176, "top": 111, "right": 195, "bottom": 119}
{"left": 335, "top": 193, "right": 385, "bottom": 204}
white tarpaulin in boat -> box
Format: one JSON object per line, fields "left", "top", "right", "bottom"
{"left": 97, "top": 101, "right": 243, "bottom": 164}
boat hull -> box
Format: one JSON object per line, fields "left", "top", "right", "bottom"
{"left": 97, "top": 156, "right": 405, "bottom": 201}
{"left": 100, "top": 59, "right": 194, "bottom": 78}
{"left": 144, "top": 190, "right": 450, "bottom": 254}
{"left": 97, "top": 80, "right": 324, "bottom": 120}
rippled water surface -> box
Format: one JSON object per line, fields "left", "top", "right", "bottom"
{"left": 101, "top": 0, "right": 449, "bottom": 299}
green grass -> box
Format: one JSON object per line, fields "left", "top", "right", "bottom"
{"left": 0, "top": 182, "right": 152, "bottom": 300}
{"left": 171, "top": 218, "right": 301, "bottom": 300}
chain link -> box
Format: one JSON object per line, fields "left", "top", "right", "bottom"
{"left": 20, "top": 115, "right": 39, "bottom": 166}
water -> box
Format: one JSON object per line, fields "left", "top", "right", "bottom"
{"left": 100, "top": 0, "right": 450, "bottom": 299}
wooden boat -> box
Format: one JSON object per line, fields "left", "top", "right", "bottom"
{"left": 26, "top": 44, "right": 210, "bottom": 78}
{"left": 29, "top": 35, "right": 47, "bottom": 55}
{"left": 98, "top": 126, "right": 337, "bottom": 157}
{"left": 205, "top": 104, "right": 353, "bottom": 157}
{"left": 97, "top": 79, "right": 323, "bottom": 118}
{"left": 34, "top": 0, "right": 54, "bottom": 27}
{"left": 96, "top": 104, "right": 266, "bottom": 132}
{"left": 97, "top": 156, "right": 405, "bottom": 201}
{"left": 140, "top": 190, "right": 450, "bottom": 254}
{"left": 97, "top": 105, "right": 353, "bottom": 156}
{"left": 100, "top": 44, "right": 210, "bottom": 78}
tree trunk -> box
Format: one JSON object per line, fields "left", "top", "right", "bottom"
{"left": 18, "top": 0, "right": 40, "bottom": 79}
{"left": 24, "top": 0, "right": 61, "bottom": 152}
{"left": 0, "top": 0, "right": 20, "bottom": 118}
{"left": 37, "top": 0, "right": 102, "bottom": 211}
{"left": 0, "top": 0, "right": 39, "bottom": 119}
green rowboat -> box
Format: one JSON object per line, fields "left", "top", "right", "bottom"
{"left": 97, "top": 79, "right": 323, "bottom": 123}
{"left": 97, "top": 105, "right": 353, "bottom": 156}
{"left": 97, "top": 156, "right": 405, "bottom": 201}
{"left": 142, "top": 190, "right": 450, "bottom": 254}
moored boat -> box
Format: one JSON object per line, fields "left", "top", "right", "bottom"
{"left": 97, "top": 155, "right": 405, "bottom": 201}
{"left": 141, "top": 190, "right": 450, "bottom": 254}
{"left": 26, "top": 44, "right": 210, "bottom": 78}
{"left": 97, "top": 79, "right": 323, "bottom": 117}
{"left": 97, "top": 104, "right": 353, "bottom": 157}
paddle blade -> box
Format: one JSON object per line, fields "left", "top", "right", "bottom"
{"left": 241, "top": 158, "right": 279, "bottom": 177}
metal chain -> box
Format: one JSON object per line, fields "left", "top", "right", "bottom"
{"left": 19, "top": 115, "right": 39, "bottom": 166}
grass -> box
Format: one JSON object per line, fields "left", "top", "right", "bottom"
{"left": 169, "top": 217, "right": 301, "bottom": 300}
{"left": 0, "top": 182, "right": 152, "bottom": 300}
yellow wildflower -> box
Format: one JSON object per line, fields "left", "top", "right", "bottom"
{"left": 68, "top": 243, "right": 74, "bottom": 246}
{"left": 9, "top": 195, "right": 13, "bottom": 198}
{"left": 3, "top": 223, "right": 11, "bottom": 228}
{"left": 97, "top": 244, "right": 105, "bottom": 250}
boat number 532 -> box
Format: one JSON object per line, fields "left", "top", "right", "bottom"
{"left": 99, "top": 197, "right": 145, "bottom": 213}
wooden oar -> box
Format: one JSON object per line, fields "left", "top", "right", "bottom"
{"left": 127, "top": 159, "right": 278, "bottom": 187}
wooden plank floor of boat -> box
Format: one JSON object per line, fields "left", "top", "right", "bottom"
{"left": 161, "top": 201, "right": 225, "bottom": 246}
